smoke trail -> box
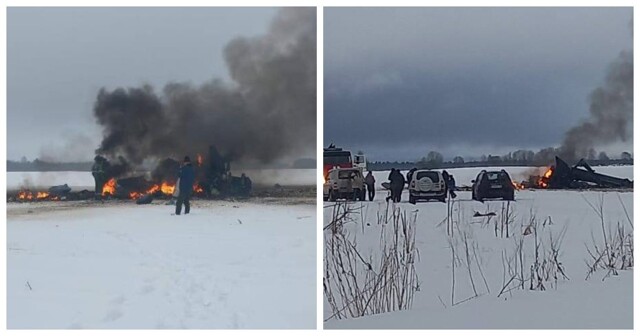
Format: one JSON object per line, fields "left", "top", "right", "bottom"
{"left": 559, "top": 50, "right": 633, "bottom": 160}
{"left": 93, "top": 8, "right": 316, "bottom": 167}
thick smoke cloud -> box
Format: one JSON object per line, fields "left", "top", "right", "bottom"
{"left": 560, "top": 50, "right": 633, "bottom": 160}
{"left": 93, "top": 8, "right": 316, "bottom": 167}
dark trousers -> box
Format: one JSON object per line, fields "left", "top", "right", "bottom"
{"left": 175, "top": 192, "right": 191, "bottom": 215}
{"left": 447, "top": 185, "right": 457, "bottom": 199}
{"left": 367, "top": 185, "right": 375, "bottom": 201}
{"left": 387, "top": 186, "right": 402, "bottom": 203}
{"left": 393, "top": 187, "right": 403, "bottom": 202}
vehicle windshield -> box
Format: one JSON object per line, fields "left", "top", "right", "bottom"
{"left": 416, "top": 171, "right": 440, "bottom": 182}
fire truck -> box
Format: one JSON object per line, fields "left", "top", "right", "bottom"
{"left": 323, "top": 145, "right": 366, "bottom": 178}
{"left": 323, "top": 145, "right": 367, "bottom": 201}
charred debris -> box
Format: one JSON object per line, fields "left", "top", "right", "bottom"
{"left": 10, "top": 146, "right": 252, "bottom": 202}
{"left": 529, "top": 156, "right": 632, "bottom": 190}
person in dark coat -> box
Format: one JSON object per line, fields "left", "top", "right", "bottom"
{"left": 394, "top": 170, "right": 406, "bottom": 202}
{"left": 447, "top": 173, "right": 457, "bottom": 199}
{"left": 442, "top": 170, "right": 450, "bottom": 194}
{"left": 386, "top": 168, "right": 397, "bottom": 202}
{"left": 176, "top": 156, "right": 196, "bottom": 215}
{"left": 406, "top": 167, "right": 417, "bottom": 185}
{"left": 364, "top": 171, "right": 376, "bottom": 201}
{"left": 442, "top": 170, "right": 457, "bottom": 199}
{"left": 388, "top": 169, "right": 405, "bottom": 203}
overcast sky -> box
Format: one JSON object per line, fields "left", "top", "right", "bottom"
{"left": 324, "top": 7, "right": 633, "bottom": 161}
{"left": 8, "top": 7, "right": 277, "bottom": 161}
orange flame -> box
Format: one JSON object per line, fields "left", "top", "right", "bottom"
{"left": 147, "top": 184, "right": 160, "bottom": 194}
{"left": 538, "top": 167, "right": 553, "bottom": 188}
{"left": 17, "top": 190, "right": 49, "bottom": 201}
{"left": 141, "top": 182, "right": 175, "bottom": 198}
{"left": 511, "top": 181, "right": 525, "bottom": 190}
{"left": 193, "top": 184, "right": 204, "bottom": 193}
{"left": 18, "top": 191, "right": 33, "bottom": 200}
{"left": 102, "top": 178, "right": 117, "bottom": 195}
{"left": 160, "top": 182, "right": 175, "bottom": 195}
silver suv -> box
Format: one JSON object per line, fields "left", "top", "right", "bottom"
{"left": 408, "top": 169, "right": 447, "bottom": 204}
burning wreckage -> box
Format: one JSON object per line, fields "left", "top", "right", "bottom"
{"left": 527, "top": 156, "right": 633, "bottom": 190}
{"left": 10, "top": 146, "right": 252, "bottom": 203}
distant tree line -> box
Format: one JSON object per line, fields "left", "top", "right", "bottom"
{"left": 366, "top": 149, "right": 633, "bottom": 171}
{"left": 8, "top": 157, "right": 93, "bottom": 172}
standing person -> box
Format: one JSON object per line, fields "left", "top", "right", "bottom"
{"left": 389, "top": 169, "right": 405, "bottom": 203}
{"left": 442, "top": 170, "right": 450, "bottom": 196}
{"left": 91, "top": 155, "right": 107, "bottom": 200}
{"left": 406, "top": 167, "right": 417, "bottom": 185}
{"left": 387, "top": 168, "right": 397, "bottom": 202}
{"left": 175, "top": 156, "right": 195, "bottom": 215}
{"left": 394, "top": 170, "right": 406, "bottom": 202}
{"left": 364, "top": 171, "right": 376, "bottom": 201}
{"left": 442, "top": 170, "right": 457, "bottom": 199}
{"left": 447, "top": 172, "right": 457, "bottom": 199}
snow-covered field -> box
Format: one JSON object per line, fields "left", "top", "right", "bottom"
{"left": 324, "top": 166, "right": 633, "bottom": 329}
{"left": 7, "top": 168, "right": 315, "bottom": 191}
{"left": 8, "top": 200, "right": 316, "bottom": 329}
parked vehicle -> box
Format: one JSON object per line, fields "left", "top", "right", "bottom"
{"left": 324, "top": 167, "right": 365, "bottom": 201}
{"left": 471, "top": 170, "right": 515, "bottom": 201}
{"left": 408, "top": 169, "right": 447, "bottom": 204}
{"left": 323, "top": 145, "right": 353, "bottom": 181}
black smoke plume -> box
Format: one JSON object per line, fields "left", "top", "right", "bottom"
{"left": 559, "top": 50, "right": 633, "bottom": 161}
{"left": 93, "top": 8, "right": 316, "bottom": 168}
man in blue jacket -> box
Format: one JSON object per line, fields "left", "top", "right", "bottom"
{"left": 176, "top": 156, "right": 195, "bottom": 215}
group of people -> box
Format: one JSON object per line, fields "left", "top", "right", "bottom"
{"left": 359, "top": 168, "right": 458, "bottom": 204}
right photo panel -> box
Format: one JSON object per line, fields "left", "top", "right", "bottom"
{"left": 323, "top": 7, "right": 633, "bottom": 329}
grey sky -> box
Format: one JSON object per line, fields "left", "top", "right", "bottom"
{"left": 324, "top": 7, "right": 633, "bottom": 161}
{"left": 8, "top": 7, "right": 277, "bottom": 161}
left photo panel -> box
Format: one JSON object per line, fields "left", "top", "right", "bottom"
{"left": 7, "top": 7, "right": 317, "bottom": 329}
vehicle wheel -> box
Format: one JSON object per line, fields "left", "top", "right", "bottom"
{"left": 505, "top": 192, "right": 515, "bottom": 201}
{"left": 409, "top": 195, "right": 416, "bottom": 205}
{"left": 323, "top": 196, "right": 329, "bottom": 202}
{"left": 360, "top": 190, "right": 366, "bottom": 201}
{"left": 439, "top": 196, "right": 446, "bottom": 203}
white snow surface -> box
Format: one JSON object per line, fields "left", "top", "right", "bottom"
{"left": 324, "top": 185, "right": 633, "bottom": 328}
{"left": 8, "top": 201, "right": 316, "bottom": 329}
{"left": 7, "top": 168, "right": 315, "bottom": 191}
